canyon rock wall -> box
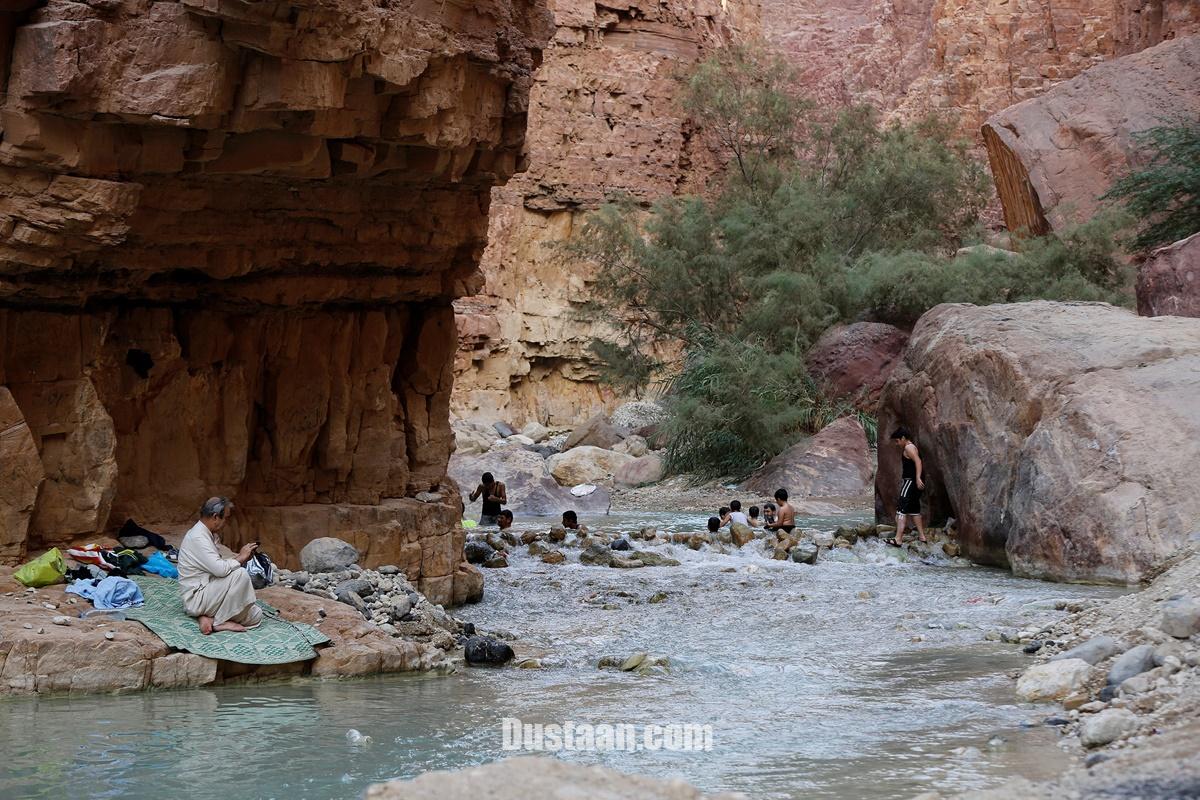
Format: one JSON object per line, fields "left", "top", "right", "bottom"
{"left": 0, "top": 0, "right": 553, "bottom": 604}
{"left": 452, "top": 0, "right": 1199, "bottom": 429}
{"left": 876, "top": 301, "right": 1200, "bottom": 584}
{"left": 983, "top": 34, "right": 1200, "bottom": 237}
{"left": 450, "top": 0, "right": 757, "bottom": 427}
{"left": 1139, "top": 233, "right": 1200, "bottom": 318}
{"left": 766, "top": 0, "right": 1200, "bottom": 140}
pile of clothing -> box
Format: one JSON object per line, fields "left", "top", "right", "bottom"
{"left": 64, "top": 520, "right": 179, "bottom": 582}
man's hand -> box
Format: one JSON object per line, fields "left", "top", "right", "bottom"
{"left": 917, "top": 478, "right": 925, "bottom": 490}
{"left": 236, "top": 542, "right": 259, "bottom": 565}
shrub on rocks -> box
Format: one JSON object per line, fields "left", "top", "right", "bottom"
{"left": 300, "top": 537, "right": 360, "bottom": 573}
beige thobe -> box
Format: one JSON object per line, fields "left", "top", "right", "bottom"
{"left": 178, "top": 521, "right": 262, "bottom": 627}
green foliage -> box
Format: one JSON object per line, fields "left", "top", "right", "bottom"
{"left": 850, "top": 215, "right": 1133, "bottom": 325}
{"left": 567, "top": 44, "right": 1130, "bottom": 479}
{"left": 661, "top": 338, "right": 854, "bottom": 477}
{"left": 1104, "top": 123, "right": 1200, "bottom": 252}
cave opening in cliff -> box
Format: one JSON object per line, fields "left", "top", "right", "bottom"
{"left": 125, "top": 348, "right": 155, "bottom": 379}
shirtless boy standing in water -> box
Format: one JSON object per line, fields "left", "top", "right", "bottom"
{"left": 888, "top": 427, "right": 927, "bottom": 545}
{"left": 764, "top": 488, "right": 796, "bottom": 534}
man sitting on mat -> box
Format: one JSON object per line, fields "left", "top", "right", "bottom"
{"left": 178, "top": 496, "right": 262, "bottom": 635}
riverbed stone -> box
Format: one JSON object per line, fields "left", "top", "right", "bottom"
{"left": 563, "top": 414, "right": 630, "bottom": 451}
{"left": 365, "top": 755, "right": 743, "bottom": 799}
{"left": 1079, "top": 708, "right": 1139, "bottom": 748}
{"left": 1160, "top": 596, "right": 1200, "bottom": 639}
{"left": 610, "top": 555, "right": 645, "bottom": 569}
{"left": 1107, "top": 644, "right": 1157, "bottom": 686}
{"left": 730, "top": 523, "right": 755, "bottom": 548}
{"left": 610, "top": 537, "right": 631, "bottom": 551}
{"left": 464, "top": 540, "right": 495, "bottom": 565}
{"left": 790, "top": 541, "right": 818, "bottom": 565}
{"left": 463, "top": 635, "right": 514, "bottom": 666}
{"left": 541, "top": 550, "right": 565, "bottom": 564}
{"left": 1016, "top": 658, "right": 1095, "bottom": 702}
{"left": 633, "top": 551, "right": 680, "bottom": 567}
{"left": 300, "top": 537, "right": 360, "bottom": 573}
{"left": 1053, "top": 635, "right": 1124, "bottom": 666}
{"left": 580, "top": 542, "right": 613, "bottom": 567}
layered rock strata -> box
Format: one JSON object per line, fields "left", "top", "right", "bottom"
{"left": 451, "top": 0, "right": 757, "bottom": 427}
{"left": 0, "top": 0, "right": 552, "bottom": 604}
{"left": 766, "top": 1, "right": 1200, "bottom": 142}
{"left": 876, "top": 301, "right": 1200, "bottom": 584}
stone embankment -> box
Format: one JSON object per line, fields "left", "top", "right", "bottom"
{"left": 0, "top": 534, "right": 512, "bottom": 695}
{"left": 959, "top": 541, "right": 1200, "bottom": 799}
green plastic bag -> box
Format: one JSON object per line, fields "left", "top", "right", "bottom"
{"left": 13, "top": 548, "right": 67, "bottom": 588}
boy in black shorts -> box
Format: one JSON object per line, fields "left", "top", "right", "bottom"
{"left": 888, "top": 427, "right": 927, "bottom": 545}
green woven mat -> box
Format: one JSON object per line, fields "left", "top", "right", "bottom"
{"left": 125, "top": 575, "right": 330, "bottom": 665}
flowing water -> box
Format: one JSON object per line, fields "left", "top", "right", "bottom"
{"left": 0, "top": 510, "right": 1122, "bottom": 800}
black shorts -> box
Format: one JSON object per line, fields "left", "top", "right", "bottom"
{"left": 897, "top": 479, "right": 922, "bottom": 515}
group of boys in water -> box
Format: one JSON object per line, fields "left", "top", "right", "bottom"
{"left": 465, "top": 426, "right": 929, "bottom": 547}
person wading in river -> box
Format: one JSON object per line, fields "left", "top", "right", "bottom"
{"left": 468, "top": 472, "right": 507, "bottom": 527}
{"left": 887, "top": 427, "right": 927, "bottom": 545}
{"left": 764, "top": 489, "right": 796, "bottom": 534}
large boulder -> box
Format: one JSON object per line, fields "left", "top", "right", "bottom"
{"left": 449, "top": 446, "right": 609, "bottom": 517}
{"left": 742, "top": 416, "right": 872, "bottom": 498}
{"left": 807, "top": 322, "right": 909, "bottom": 410}
{"left": 982, "top": 35, "right": 1200, "bottom": 236}
{"left": 546, "top": 446, "right": 633, "bottom": 486}
{"left": 614, "top": 453, "right": 665, "bottom": 488}
{"left": 563, "top": 413, "right": 629, "bottom": 451}
{"left": 876, "top": 301, "right": 1200, "bottom": 583}
{"left": 1138, "top": 233, "right": 1200, "bottom": 318}
{"left": 299, "top": 537, "right": 360, "bottom": 573}
{"left": 0, "top": 388, "right": 44, "bottom": 564}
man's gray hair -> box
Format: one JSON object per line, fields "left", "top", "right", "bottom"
{"left": 200, "top": 496, "right": 233, "bottom": 519}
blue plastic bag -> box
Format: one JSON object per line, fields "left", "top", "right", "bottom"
{"left": 142, "top": 551, "right": 179, "bottom": 579}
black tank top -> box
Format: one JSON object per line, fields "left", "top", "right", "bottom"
{"left": 481, "top": 486, "right": 502, "bottom": 516}
{"left": 902, "top": 450, "right": 917, "bottom": 481}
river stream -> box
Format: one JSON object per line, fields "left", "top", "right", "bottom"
{"left": 0, "top": 510, "right": 1121, "bottom": 800}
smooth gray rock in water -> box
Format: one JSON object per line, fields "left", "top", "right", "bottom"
{"left": 464, "top": 540, "right": 495, "bottom": 565}
{"left": 1160, "top": 596, "right": 1200, "bottom": 639}
{"left": 1107, "top": 643, "right": 1157, "bottom": 685}
{"left": 1079, "top": 708, "right": 1138, "bottom": 748}
{"left": 632, "top": 551, "right": 680, "bottom": 567}
{"left": 610, "top": 537, "right": 631, "bottom": 551}
{"left": 1053, "top": 635, "right": 1124, "bottom": 666}
{"left": 464, "top": 635, "right": 514, "bottom": 666}
{"left": 790, "top": 541, "right": 818, "bottom": 565}
{"left": 300, "top": 537, "right": 360, "bottom": 573}
{"left": 580, "top": 542, "right": 614, "bottom": 567}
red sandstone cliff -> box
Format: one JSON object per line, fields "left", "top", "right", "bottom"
{"left": 0, "top": 0, "right": 553, "bottom": 604}
{"left": 450, "top": 0, "right": 1199, "bottom": 428}
{"left": 451, "top": 0, "right": 758, "bottom": 427}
